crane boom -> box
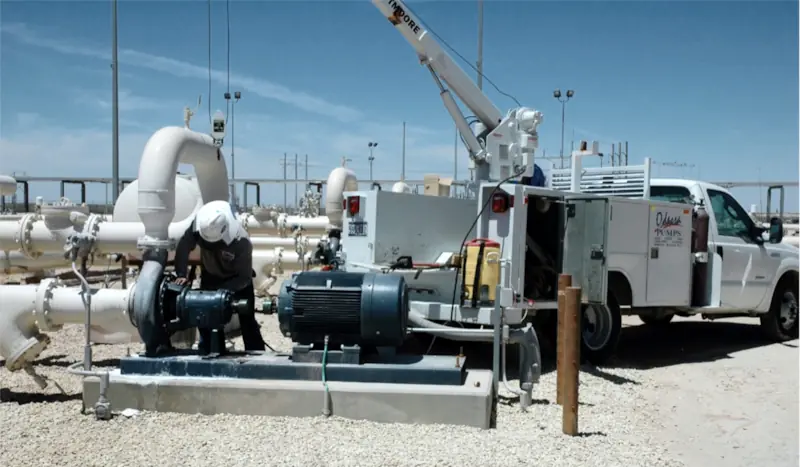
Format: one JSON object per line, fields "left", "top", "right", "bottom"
{"left": 371, "top": 0, "right": 543, "bottom": 183}
{"left": 372, "top": 0, "right": 503, "bottom": 130}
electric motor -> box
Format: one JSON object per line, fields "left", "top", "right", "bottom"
{"left": 277, "top": 271, "right": 409, "bottom": 348}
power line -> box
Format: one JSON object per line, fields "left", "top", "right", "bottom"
{"left": 400, "top": 1, "right": 520, "bottom": 107}
{"left": 207, "top": 0, "right": 212, "bottom": 123}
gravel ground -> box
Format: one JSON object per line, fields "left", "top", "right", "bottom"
{"left": 3, "top": 272, "right": 794, "bottom": 467}
{"left": 1, "top": 301, "right": 681, "bottom": 467}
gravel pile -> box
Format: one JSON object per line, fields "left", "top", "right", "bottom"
{"left": 1, "top": 290, "right": 684, "bottom": 467}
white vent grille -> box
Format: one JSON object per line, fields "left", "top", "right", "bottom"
{"left": 548, "top": 158, "right": 652, "bottom": 199}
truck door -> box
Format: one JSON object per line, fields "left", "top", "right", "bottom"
{"left": 563, "top": 197, "right": 610, "bottom": 304}
{"left": 705, "top": 188, "right": 769, "bottom": 309}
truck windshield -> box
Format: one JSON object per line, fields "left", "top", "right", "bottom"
{"left": 650, "top": 186, "right": 692, "bottom": 204}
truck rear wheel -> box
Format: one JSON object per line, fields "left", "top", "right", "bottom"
{"left": 581, "top": 292, "right": 622, "bottom": 365}
{"left": 760, "top": 278, "right": 799, "bottom": 341}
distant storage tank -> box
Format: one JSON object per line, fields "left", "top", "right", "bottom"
{"left": 325, "top": 167, "right": 358, "bottom": 228}
{"left": 113, "top": 175, "right": 203, "bottom": 223}
{"left": 391, "top": 181, "right": 412, "bottom": 193}
{"left": 0, "top": 174, "right": 17, "bottom": 197}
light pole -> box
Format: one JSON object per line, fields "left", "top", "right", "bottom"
{"left": 224, "top": 91, "right": 241, "bottom": 206}
{"left": 223, "top": 91, "right": 241, "bottom": 178}
{"left": 111, "top": 0, "right": 120, "bottom": 203}
{"left": 553, "top": 89, "right": 574, "bottom": 169}
{"left": 368, "top": 141, "right": 378, "bottom": 181}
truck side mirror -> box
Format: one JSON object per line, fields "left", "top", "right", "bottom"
{"left": 769, "top": 217, "right": 784, "bottom": 244}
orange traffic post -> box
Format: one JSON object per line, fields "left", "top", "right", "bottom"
{"left": 562, "top": 285, "right": 581, "bottom": 436}
{"left": 556, "top": 274, "right": 572, "bottom": 405}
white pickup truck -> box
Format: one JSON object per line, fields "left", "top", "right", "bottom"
{"left": 579, "top": 178, "right": 800, "bottom": 363}
{"left": 339, "top": 165, "right": 798, "bottom": 365}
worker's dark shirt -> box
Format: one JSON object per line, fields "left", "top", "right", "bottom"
{"left": 174, "top": 222, "right": 253, "bottom": 292}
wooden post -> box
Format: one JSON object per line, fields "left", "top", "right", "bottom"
{"left": 562, "top": 285, "right": 581, "bottom": 436}
{"left": 556, "top": 274, "right": 572, "bottom": 405}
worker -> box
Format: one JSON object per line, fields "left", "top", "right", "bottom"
{"left": 173, "top": 200, "right": 267, "bottom": 354}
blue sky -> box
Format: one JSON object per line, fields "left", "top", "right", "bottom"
{"left": 0, "top": 0, "right": 797, "bottom": 210}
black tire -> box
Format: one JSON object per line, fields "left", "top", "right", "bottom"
{"left": 581, "top": 291, "right": 622, "bottom": 365}
{"left": 639, "top": 313, "right": 674, "bottom": 326}
{"left": 760, "top": 278, "right": 799, "bottom": 341}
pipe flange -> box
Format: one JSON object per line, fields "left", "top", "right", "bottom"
{"left": 137, "top": 237, "right": 175, "bottom": 250}
{"left": 5, "top": 335, "right": 50, "bottom": 372}
{"left": 33, "top": 278, "right": 62, "bottom": 332}
{"left": 14, "top": 213, "right": 40, "bottom": 259}
{"left": 5, "top": 334, "right": 50, "bottom": 372}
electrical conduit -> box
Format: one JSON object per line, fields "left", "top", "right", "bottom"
{"left": 407, "top": 310, "right": 540, "bottom": 408}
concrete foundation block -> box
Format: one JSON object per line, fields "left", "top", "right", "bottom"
{"left": 83, "top": 369, "right": 495, "bottom": 429}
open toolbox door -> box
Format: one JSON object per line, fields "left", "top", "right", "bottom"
{"left": 562, "top": 197, "right": 610, "bottom": 304}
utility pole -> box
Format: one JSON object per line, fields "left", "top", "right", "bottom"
{"left": 304, "top": 154, "right": 309, "bottom": 183}
{"left": 611, "top": 144, "right": 616, "bottom": 167}
{"left": 624, "top": 141, "right": 629, "bottom": 166}
{"left": 294, "top": 153, "right": 299, "bottom": 208}
{"left": 401, "top": 122, "right": 406, "bottom": 181}
{"left": 281, "top": 153, "right": 288, "bottom": 210}
{"left": 111, "top": 0, "right": 120, "bottom": 203}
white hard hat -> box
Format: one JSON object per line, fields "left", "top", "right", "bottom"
{"left": 194, "top": 200, "right": 243, "bottom": 245}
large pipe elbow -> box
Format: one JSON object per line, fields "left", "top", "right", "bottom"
{"left": 0, "top": 285, "right": 49, "bottom": 371}
{"left": 325, "top": 167, "right": 358, "bottom": 229}
{"left": 137, "top": 126, "right": 229, "bottom": 243}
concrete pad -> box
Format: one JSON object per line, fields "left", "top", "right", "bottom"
{"left": 83, "top": 369, "right": 495, "bottom": 429}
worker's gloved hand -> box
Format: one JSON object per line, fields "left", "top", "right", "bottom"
{"left": 173, "top": 277, "right": 190, "bottom": 286}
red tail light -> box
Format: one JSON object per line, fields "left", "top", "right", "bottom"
{"left": 347, "top": 196, "right": 360, "bottom": 216}
{"left": 491, "top": 193, "right": 511, "bottom": 213}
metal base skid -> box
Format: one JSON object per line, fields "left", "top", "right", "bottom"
{"left": 118, "top": 349, "right": 467, "bottom": 386}
{"left": 84, "top": 349, "right": 495, "bottom": 428}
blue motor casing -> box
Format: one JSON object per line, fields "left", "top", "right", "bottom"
{"left": 159, "top": 280, "right": 237, "bottom": 333}
{"left": 277, "top": 271, "right": 409, "bottom": 348}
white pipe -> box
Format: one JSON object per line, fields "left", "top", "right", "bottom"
{"left": 250, "top": 236, "right": 322, "bottom": 249}
{"left": 252, "top": 248, "right": 312, "bottom": 296}
{"left": 325, "top": 167, "right": 358, "bottom": 228}
{"left": 0, "top": 214, "right": 196, "bottom": 259}
{"left": 240, "top": 213, "right": 330, "bottom": 235}
{"left": 1, "top": 251, "right": 70, "bottom": 272}
{"left": 137, "top": 126, "right": 229, "bottom": 244}
{"left": 0, "top": 284, "right": 46, "bottom": 370}
{"left": 0, "top": 280, "right": 133, "bottom": 369}
{"left": 46, "top": 285, "right": 133, "bottom": 330}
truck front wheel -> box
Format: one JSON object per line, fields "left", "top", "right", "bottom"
{"left": 760, "top": 278, "right": 799, "bottom": 341}
{"left": 581, "top": 292, "right": 622, "bottom": 365}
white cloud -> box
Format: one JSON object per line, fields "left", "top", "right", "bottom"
{"left": 71, "top": 88, "right": 184, "bottom": 112}
{"left": 0, "top": 110, "right": 461, "bottom": 204}
{"left": 0, "top": 22, "right": 362, "bottom": 122}
{"left": 0, "top": 23, "right": 463, "bottom": 204}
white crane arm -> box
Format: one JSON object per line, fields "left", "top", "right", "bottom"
{"left": 371, "top": 0, "right": 503, "bottom": 130}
